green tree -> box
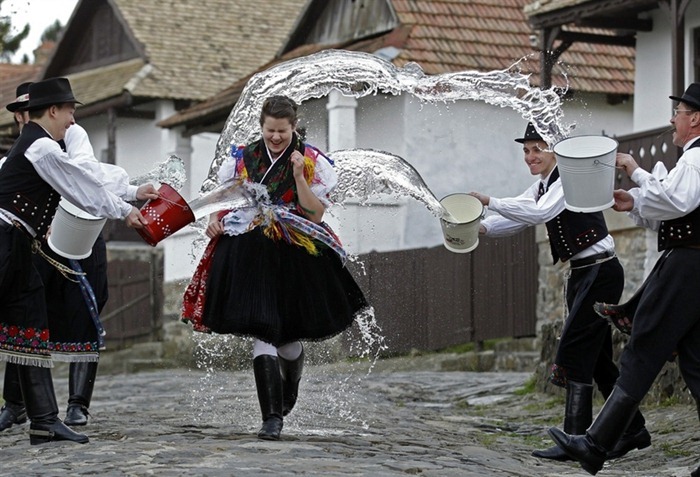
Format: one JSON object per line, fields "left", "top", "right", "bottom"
{"left": 41, "top": 19, "right": 63, "bottom": 43}
{"left": 0, "top": 0, "right": 30, "bottom": 62}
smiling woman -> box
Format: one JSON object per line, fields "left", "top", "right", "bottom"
{"left": 1, "top": 0, "right": 78, "bottom": 63}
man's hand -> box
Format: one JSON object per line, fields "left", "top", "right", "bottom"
{"left": 616, "top": 153, "right": 639, "bottom": 177}
{"left": 136, "top": 184, "right": 160, "bottom": 201}
{"left": 124, "top": 206, "right": 147, "bottom": 229}
{"left": 612, "top": 189, "right": 634, "bottom": 212}
{"left": 468, "top": 192, "right": 490, "bottom": 206}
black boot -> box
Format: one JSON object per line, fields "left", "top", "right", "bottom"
{"left": 691, "top": 464, "right": 700, "bottom": 477}
{"left": 64, "top": 361, "right": 98, "bottom": 426}
{"left": 548, "top": 386, "right": 640, "bottom": 475}
{"left": 16, "top": 365, "right": 89, "bottom": 445}
{"left": 253, "top": 355, "right": 284, "bottom": 440}
{"left": 606, "top": 425, "right": 651, "bottom": 459}
{"left": 0, "top": 363, "right": 27, "bottom": 431}
{"left": 532, "top": 381, "right": 592, "bottom": 461}
{"left": 279, "top": 347, "right": 304, "bottom": 417}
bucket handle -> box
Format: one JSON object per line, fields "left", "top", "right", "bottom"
{"left": 593, "top": 159, "right": 624, "bottom": 169}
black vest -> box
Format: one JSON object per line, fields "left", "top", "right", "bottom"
{"left": 543, "top": 167, "right": 609, "bottom": 264}
{"left": 0, "top": 122, "right": 61, "bottom": 237}
{"left": 657, "top": 140, "right": 700, "bottom": 251}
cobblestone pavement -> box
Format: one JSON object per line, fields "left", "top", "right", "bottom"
{"left": 0, "top": 356, "right": 698, "bottom": 477}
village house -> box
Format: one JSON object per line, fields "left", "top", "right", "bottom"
{"left": 0, "top": 0, "right": 651, "bottom": 363}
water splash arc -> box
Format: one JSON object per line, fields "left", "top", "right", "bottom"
{"left": 202, "top": 49, "right": 572, "bottom": 193}
{"left": 329, "top": 149, "right": 445, "bottom": 217}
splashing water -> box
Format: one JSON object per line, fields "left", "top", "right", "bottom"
{"left": 201, "top": 49, "right": 571, "bottom": 194}
{"left": 130, "top": 154, "right": 187, "bottom": 191}
{"left": 187, "top": 180, "right": 259, "bottom": 220}
{"left": 186, "top": 49, "right": 573, "bottom": 430}
{"left": 330, "top": 149, "right": 446, "bottom": 218}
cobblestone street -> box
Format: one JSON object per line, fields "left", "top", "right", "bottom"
{"left": 1, "top": 356, "right": 698, "bottom": 477}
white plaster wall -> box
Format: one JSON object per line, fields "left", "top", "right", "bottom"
{"left": 78, "top": 89, "right": 632, "bottom": 280}
{"left": 303, "top": 92, "right": 633, "bottom": 253}
{"left": 633, "top": 10, "right": 673, "bottom": 132}
{"left": 633, "top": 4, "right": 700, "bottom": 132}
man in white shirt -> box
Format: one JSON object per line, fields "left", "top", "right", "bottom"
{"left": 0, "top": 77, "right": 146, "bottom": 445}
{"left": 549, "top": 83, "right": 700, "bottom": 477}
{"left": 469, "top": 123, "right": 648, "bottom": 462}
{"left": 0, "top": 80, "right": 158, "bottom": 436}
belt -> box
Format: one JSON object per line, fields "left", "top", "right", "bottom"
{"left": 569, "top": 249, "right": 615, "bottom": 268}
{"left": 0, "top": 217, "right": 15, "bottom": 231}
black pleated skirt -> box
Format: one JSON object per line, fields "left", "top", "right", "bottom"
{"left": 33, "top": 234, "right": 108, "bottom": 358}
{"left": 202, "top": 228, "right": 368, "bottom": 346}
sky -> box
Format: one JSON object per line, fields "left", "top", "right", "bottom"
{"left": 1, "top": 0, "right": 80, "bottom": 62}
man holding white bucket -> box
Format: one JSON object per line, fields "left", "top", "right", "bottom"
{"left": 0, "top": 77, "right": 147, "bottom": 445}
{"left": 0, "top": 82, "right": 159, "bottom": 435}
{"left": 468, "top": 123, "right": 649, "bottom": 462}
{"left": 549, "top": 85, "right": 700, "bottom": 477}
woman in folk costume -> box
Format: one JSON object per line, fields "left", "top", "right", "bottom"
{"left": 182, "top": 95, "right": 369, "bottom": 440}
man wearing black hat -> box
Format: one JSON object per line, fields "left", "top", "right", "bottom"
{"left": 0, "top": 80, "right": 159, "bottom": 434}
{"left": 469, "top": 122, "right": 649, "bottom": 463}
{"left": 0, "top": 77, "right": 147, "bottom": 445}
{"left": 549, "top": 86, "right": 700, "bottom": 477}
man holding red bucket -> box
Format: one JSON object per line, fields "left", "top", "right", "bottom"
{"left": 549, "top": 84, "right": 700, "bottom": 477}
{"left": 468, "top": 123, "right": 648, "bottom": 462}
{"left": 0, "top": 78, "right": 148, "bottom": 445}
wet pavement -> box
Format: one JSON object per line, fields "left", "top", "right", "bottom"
{"left": 0, "top": 355, "right": 698, "bottom": 477}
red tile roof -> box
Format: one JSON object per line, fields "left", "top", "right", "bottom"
{"left": 389, "top": 0, "right": 633, "bottom": 93}
{"left": 160, "top": 0, "right": 634, "bottom": 129}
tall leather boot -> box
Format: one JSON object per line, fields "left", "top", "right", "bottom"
{"left": 279, "top": 347, "right": 304, "bottom": 417}
{"left": 16, "top": 364, "right": 89, "bottom": 445}
{"left": 64, "top": 361, "right": 98, "bottom": 426}
{"left": 548, "top": 386, "right": 640, "bottom": 475}
{"left": 253, "top": 355, "right": 284, "bottom": 440}
{"left": 598, "top": 381, "right": 651, "bottom": 459}
{"left": 0, "top": 363, "right": 27, "bottom": 431}
{"left": 532, "top": 381, "right": 592, "bottom": 461}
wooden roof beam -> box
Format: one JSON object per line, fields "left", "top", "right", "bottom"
{"left": 559, "top": 31, "right": 636, "bottom": 47}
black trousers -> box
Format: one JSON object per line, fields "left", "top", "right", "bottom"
{"left": 555, "top": 256, "right": 624, "bottom": 388}
{"left": 618, "top": 248, "right": 700, "bottom": 402}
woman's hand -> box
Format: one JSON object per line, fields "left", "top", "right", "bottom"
{"left": 290, "top": 150, "right": 305, "bottom": 179}
{"left": 206, "top": 217, "right": 224, "bottom": 238}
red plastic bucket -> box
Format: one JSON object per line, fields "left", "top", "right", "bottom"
{"left": 136, "top": 184, "right": 195, "bottom": 246}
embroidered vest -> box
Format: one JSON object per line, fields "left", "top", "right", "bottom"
{"left": 0, "top": 122, "right": 61, "bottom": 237}
{"left": 543, "top": 167, "right": 609, "bottom": 264}
{"left": 657, "top": 140, "right": 700, "bottom": 251}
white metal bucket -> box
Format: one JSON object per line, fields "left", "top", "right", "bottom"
{"left": 439, "top": 194, "right": 484, "bottom": 253}
{"left": 48, "top": 199, "right": 107, "bottom": 259}
{"left": 554, "top": 135, "right": 619, "bottom": 213}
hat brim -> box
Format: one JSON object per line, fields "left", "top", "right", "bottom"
{"left": 514, "top": 137, "right": 545, "bottom": 144}
{"left": 669, "top": 95, "right": 700, "bottom": 111}
{"left": 25, "top": 99, "right": 82, "bottom": 112}
{"left": 6, "top": 101, "right": 29, "bottom": 113}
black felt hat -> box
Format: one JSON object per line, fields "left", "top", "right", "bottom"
{"left": 26, "top": 78, "right": 81, "bottom": 111}
{"left": 669, "top": 83, "right": 700, "bottom": 111}
{"left": 6, "top": 82, "right": 32, "bottom": 112}
{"left": 514, "top": 122, "right": 544, "bottom": 144}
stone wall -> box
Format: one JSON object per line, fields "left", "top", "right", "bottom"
{"left": 534, "top": 211, "right": 693, "bottom": 405}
